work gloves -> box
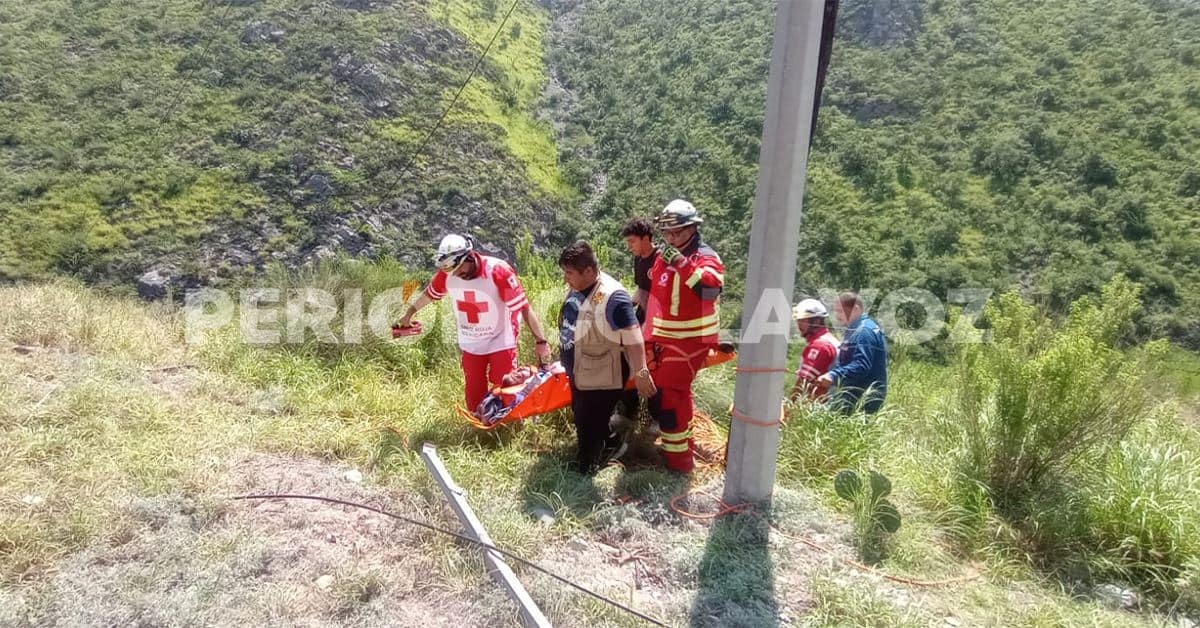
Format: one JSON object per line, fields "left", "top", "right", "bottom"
{"left": 660, "top": 245, "right": 684, "bottom": 266}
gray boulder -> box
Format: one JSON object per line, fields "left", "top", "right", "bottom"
{"left": 136, "top": 270, "right": 170, "bottom": 301}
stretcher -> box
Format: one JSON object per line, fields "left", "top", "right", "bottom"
{"left": 391, "top": 321, "right": 424, "bottom": 337}
{"left": 456, "top": 347, "right": 736, "bottom": 430}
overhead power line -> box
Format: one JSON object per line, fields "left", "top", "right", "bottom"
{"left": 375, "top": 0, "right": 523, "bottom": 205}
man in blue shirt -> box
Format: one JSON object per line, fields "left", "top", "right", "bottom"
{"left": 817, "top": 291, "right": 888, "bottom": 414}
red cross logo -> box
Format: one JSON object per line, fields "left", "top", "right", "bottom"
{"left": 455, "top": 290, "right": 490, "bottom": 324}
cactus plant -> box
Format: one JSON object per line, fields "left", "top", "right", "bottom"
{"left": 834, "top": 469, "right": 863, "bottom": 500}
{"left": 833, "top": 468, "right": 902, "bottom": 562}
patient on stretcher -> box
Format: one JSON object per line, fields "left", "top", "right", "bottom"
{"left": 474, "top": 362, "right": 566, "bottom": 425}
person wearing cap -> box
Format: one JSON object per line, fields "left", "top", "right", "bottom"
{"left": 397, "top": 234, "right": 552, "bottom": 411}
{"left": 789, "top": 298, "right": 841, "bottom": 402}
{"left": 645, "top": 199, "right": 724, "bottom": 473}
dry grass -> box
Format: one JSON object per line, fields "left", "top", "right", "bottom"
{"left": 0, "top": 280, "right": 183, "bottom": 365}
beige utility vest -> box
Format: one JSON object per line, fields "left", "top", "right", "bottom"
{"left": 573, "top": 272, "right": 630, "bottom": 391}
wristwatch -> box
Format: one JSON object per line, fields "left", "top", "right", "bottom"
{"left": 636, "top": 367, "right": 651, "bottom": 379}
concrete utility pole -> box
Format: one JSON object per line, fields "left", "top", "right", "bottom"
{"left": 724, "top": 0, "right": 827, "bottom": 504}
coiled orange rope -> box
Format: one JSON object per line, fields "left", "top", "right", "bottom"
{"left": 729, "top": 365, "right": 791, "bottom": 426}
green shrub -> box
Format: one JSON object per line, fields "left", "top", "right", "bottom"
{"left": 1084, "top": 417, "right": 1200, "bottom": 604}
{"left": 936, "top": 275, "right": 1200, "bottom": 608}
{"left": 953, "top": 276, "right": 1165, "bottom": 510}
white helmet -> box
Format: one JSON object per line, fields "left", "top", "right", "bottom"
{"left": 655, "top": 199, "right": 703, "bottom": 231}
{"left": 434, "top": 234, "right": 473, "bottom": 271}
{"left": 792, "top": 298, "right": 828, "bottom": 321}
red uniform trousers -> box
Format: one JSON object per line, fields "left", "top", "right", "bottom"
{"left": 461, "top": 348, "right": 517, "bottom": 411}
{"left": 647, "top": 338, "right": 710, "bottom": 473}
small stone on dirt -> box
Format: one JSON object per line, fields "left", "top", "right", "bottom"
{"left": 343, "top": 469, "right": 363, "bottom": 483}
{"left": 316, "top": 574, "right": 334, "bottom": 590}
{"left": 22, "top": 495, "right": 44, "bottom": 506}
{"left": 531, "top": 506, "right": 556, "bottom": 527}
{"left": 1094, "top": 583, "right": 1140, "bottom": 610}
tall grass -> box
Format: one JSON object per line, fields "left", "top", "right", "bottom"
{"left": 6, "top": 265, "right": 1200, "bottom": 621}
{"left": 776, "top": 403, "right": 881, "bottom": 484}
{"left": 829, "top": 276, "right": 1200, "bottom": 613}
{"left": 0, "top": 281, "right": 244, "bottom": 582}
{"left": 952, "top": 277, "right": 1164, "bottom": 509}
{"left": 0, "top": 279, "right": 182, "bottom": 365}
{"left": 1085, "top": 416, "right": 1200, "bottom": 604}
{"left": 922, "top": 276, "right": 1200, "bottom": 609}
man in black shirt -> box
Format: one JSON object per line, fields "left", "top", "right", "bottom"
{"left": 617, "top": 217, "right": 660, "bottom": 433}
{"left": 621, "top": 217, "right": 660, "bottom": 324}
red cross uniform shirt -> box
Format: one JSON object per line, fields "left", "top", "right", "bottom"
{"left": 797, "top": 328, "right": 840, "bottom": 399}
{"left": 424, "top": 254, "right": 529, "bottom": 355}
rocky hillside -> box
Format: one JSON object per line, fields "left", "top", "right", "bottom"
{"left": 5, "top": 0, "right": 1200, "bottom": 348}
{"left": 0, "top": 0, "right": 574, "bottom": 293}
{"left": 547, "top": 0, "right": 1200, "bottom": 347}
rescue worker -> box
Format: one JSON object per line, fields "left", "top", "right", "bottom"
{"left": 397, "top": 234, "right": 552, "bottom": 411}
{"left": 789, "top": 298, "right": 840, "bottom": 402}
{"left": 620, "top": 217, "right": 660, "bottom": 324}
{"left": 816, "top": 291, "right": 888, "bottom": 414}
{"left": 645, "top": 199, "right": 724, "bottom": 473}
{"left": 557, "top": 241, "right": 657, "bottom": 475}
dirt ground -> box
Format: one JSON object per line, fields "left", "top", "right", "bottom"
{"left": 2, "top": 443, "right": 886, "bottom": 628}
{"left": 2, "top": 453, "right": 520, "bottom": 627}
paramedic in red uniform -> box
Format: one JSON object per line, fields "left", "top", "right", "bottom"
{"left": 788, "top": 298, "right": 840, "bottom": 402}
{"left": 397, "top": 234, "right": 552, "bottom": 410}
{"left": 645, "top": 200, "right": 724, "bottom": 473}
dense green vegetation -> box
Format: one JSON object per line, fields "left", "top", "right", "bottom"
{"left": 5, "top": 0, "right": 1198, "bottom": 352}
{"left": 549, "top": 0, "right": 1200, "bottom": 347}
{"left": 0, "top": 0, "right": 570, "bottom": 286}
